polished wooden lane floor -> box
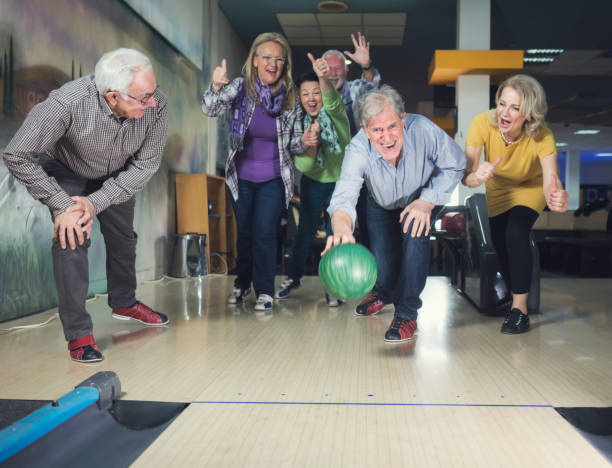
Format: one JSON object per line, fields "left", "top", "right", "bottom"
{"left": 1, "top": 277, "right": 610, "bottom": 466}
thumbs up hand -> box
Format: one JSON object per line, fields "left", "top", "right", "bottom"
{"left": 547, "top": 175, "right": 569, "bottom": 212}
{"left": 308, "top": 52, "right": 329, "bottom": 79}
{"left": 311, "top": 119, "right": 320, "bottom": 137}
{"left": 301, "top": 121, "right": 320, "bottom": 149}
{"left": 473, "top": 155, "right": 502, "bottom": 186}
{"left": 213, "top": 59, "right": 229, "bottom": 91}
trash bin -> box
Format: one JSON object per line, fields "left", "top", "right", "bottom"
{"left": 169, "top": 234, "right": 207, "bottom": 278}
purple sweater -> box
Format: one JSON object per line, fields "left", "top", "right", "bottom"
{"left": 235, "top": 105, "right": 280, "bottom": 182}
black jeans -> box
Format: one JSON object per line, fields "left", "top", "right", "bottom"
{"left": 489, "top": 206, "right": 539, "bottom": 294}
{"left": 40, "top": 156, "right": 137, "bottom": 341}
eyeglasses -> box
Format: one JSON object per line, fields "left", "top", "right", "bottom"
{"left": 256, "top": 54, "right": 286, "bottom": 65}
{"left": 119, "top": 87, "right": 158, "bottom": 105}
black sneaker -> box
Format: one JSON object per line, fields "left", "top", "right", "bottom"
{"left": 501, "top": 308, "right": 530, "bottom": 334}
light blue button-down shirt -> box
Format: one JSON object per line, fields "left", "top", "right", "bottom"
{"left": 328, "top": 113, "right": 466, "bottom": 226}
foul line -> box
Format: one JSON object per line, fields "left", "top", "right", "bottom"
{"left": 191, "top": 401, "right": 552, "bottom": 408}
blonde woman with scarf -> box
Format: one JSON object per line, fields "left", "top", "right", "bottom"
{"left": 202, "top": 32, "right": 312, "bottom": 311}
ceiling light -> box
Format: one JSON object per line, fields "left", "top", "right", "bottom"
{"left": 556, "top": 142, "right": 568, "bottom": 147}
{"left": 525, "top": 49, "right": 564, "bottom": 54}
{"left": 595, "top": 152, "right": 612, "bottom": 157}
{"left": 523, "top": 57, "right": 555, "bottom": 63}
{"left": 574, "top": 129, "right": 600, "bottom": 135}
{"left": 317, "top": 1, "right": 349, "bottom": 12}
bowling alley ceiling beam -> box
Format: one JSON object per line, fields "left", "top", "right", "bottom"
{"left": 428, "top": 50, "right": 524, "bottom": 85}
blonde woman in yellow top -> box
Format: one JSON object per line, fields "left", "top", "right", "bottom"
{"left": 463, "top": 74, "right": 569, "bottom": 334}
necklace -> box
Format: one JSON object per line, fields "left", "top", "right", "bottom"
{"left": 500, "top": 130, "right": 523, "bottom": 146}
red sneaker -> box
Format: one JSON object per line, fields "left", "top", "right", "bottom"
{"left": 384, "top": 318, "right": 418, "bottom": 342}
{"left": 355, "top": 292, "right": 386, "bottom": 316}
{"left": 68, "top": 334, "right": 103, "bottom": 363}
{"left": 112, "top": 302, "right": 169, "bottom": 326}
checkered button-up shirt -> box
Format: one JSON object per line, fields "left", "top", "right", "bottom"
{"left": 341, "top": 69, "right": 381, "bottom": 136}
{"left": 201, "top": 77, "right": 305, "bottom": 206}
{"left": 2, "top": 75, "right": 168, "bottom": 216}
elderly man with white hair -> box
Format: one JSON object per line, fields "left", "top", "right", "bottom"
{"left": 3, "top": 48, "right": 169, "bottom": 363}
{"left": 325, "top": 85, "right": 466, "bottom": 343}
{"left": 322, "top": 32, "right": 381, "bottom": 136}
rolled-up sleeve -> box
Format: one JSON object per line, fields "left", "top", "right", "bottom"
{"left": 419, "top": 121, "right": 466, "bottom": 206}
{"left": 327, "top": 138, "right": 368, "bottom": 227}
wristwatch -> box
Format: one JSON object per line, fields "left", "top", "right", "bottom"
{"left": 362, "top": 62, "right": 374, "bottom": 71}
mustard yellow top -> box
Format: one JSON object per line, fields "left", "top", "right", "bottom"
{"left": 466, "top": 110, "right": 557, "bottom": 217}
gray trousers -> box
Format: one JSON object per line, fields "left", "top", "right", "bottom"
{"left": 41, "top": 156, "right": 137, "bottom": 341}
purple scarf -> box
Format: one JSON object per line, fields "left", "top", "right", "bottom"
{"left": 229, "top": 78, "right": 286, "bottom": 151}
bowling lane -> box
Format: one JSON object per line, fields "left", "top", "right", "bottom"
{"left": 1, "top": 276, "right": 610, "bottom": 409}
{"left": 133, "top": 404, "right": 610, "bottom": 468}
{"left": 190, "top": 276, "right": 548, "bottom": 405}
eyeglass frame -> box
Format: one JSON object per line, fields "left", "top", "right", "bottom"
{"left": 117, "top": 86, "right": 158, "bottom": 106}
{"left": 255, "top": 54, "right": 287, "bottom": 65}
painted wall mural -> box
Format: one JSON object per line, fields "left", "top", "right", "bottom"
{"left": 0, "top": 0, "right": 209, "bottom": 322}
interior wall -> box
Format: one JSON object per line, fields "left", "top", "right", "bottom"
{"left": 0, "top": 0, "right": 245, "bottom": 322}
{"left": 203, "top": 0, "right": 248, "bottom": 173}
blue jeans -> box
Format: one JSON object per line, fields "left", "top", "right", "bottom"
{"left": 366, "top": 194, "right": 436, "bottom": 321}
{"left": 231, "top": 178, "right": 285, "bottom": 297}
{"left": 288, "top": 176, "right": 335, "bottom": 282}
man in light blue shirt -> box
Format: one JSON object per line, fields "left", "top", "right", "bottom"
{"left": 326, "top": 85, "right": 466, "bottom": 342}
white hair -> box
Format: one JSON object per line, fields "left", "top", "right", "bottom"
{"left": 358, "top": 85, "right": 405, "bottom": 127}
{"left": 94, "top": 48, "right": 153, "bottom": 95}
{"left": 322, "top": 49, "right": 348, "bottom": 67}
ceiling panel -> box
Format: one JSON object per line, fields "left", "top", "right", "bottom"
{"left": 364, "top": 26, "right": 405, "bottom": 36}
{"left": 363, "top": 13, "right": 406, "bottom": 25}
{"left": 276, "top": 13, "right": 317, "bottom": 26}
{"left": 317, "top": 13, "right": 362, "bottom": 26}
{"left": 282, "top": 26, "right": 320, "bottom": 37}
{"left": 320, "top": 26, "right": 359, "bottom": 36}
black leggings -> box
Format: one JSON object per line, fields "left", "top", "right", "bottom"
{"left": 489, "top": 206, "right": 539, "bottom": 295}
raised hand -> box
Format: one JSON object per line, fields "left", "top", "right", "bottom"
{"left": 399, "top": 199, "right": 435, "bottom": 238}
{"left": 212, "top": 59, "right": 229, "bottom": 91}
{"left": 307, "top": 52, "right": 329, "bottom": 79}
{"left": 473, "top": 155, "right": 502, "bottom": 186}
{"left": 547, "top": 175, "right": 569, "bottom": 212}
{"left": 344, "top": 32, "right": 371, "bottom": 68}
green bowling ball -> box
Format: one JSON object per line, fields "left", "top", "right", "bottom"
{"left": 318, "top": 243, "right": 377, "bottom": 301}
